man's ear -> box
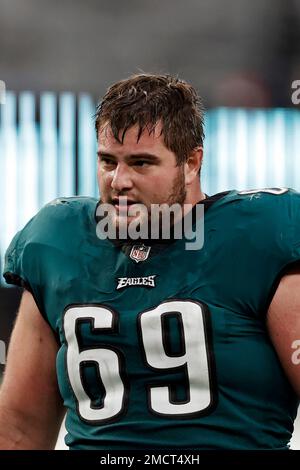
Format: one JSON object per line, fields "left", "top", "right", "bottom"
{"left": 184, "top": 147, "right": 203, "bottom": 185}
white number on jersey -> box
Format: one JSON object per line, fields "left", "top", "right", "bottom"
{"left": 139, "top": 300, "right": 212, "bottom": 416}
{"left": 63, "top": 300, "right": 215, "bottom": 423}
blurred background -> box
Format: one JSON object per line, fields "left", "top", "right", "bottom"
{"left": 0, "top": 0, "right": 299, "bottom": 450}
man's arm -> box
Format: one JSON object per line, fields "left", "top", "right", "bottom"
{"left": 267, "top": 268, "right": 300, "bottom": 397}
{"left": 0, "top": 290, "right": 65, "bottom": 449}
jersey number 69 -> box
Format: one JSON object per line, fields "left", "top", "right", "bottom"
{"left": 63, "top": 300, "right": 216, "bottom": 423}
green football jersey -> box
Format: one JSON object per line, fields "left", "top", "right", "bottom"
{"left": 3, "top": 189, "right": 300, "bottom": 450}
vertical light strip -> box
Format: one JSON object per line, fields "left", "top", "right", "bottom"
{"left": 40, "top": 93, "right": 58, "bottom": 205}
{"left": 18, "top": 92, "right": 39, "bottom": 227}
{"left": 203, "top": 109, "right": 219, "bottom": 194}
{"left": 290, "top": 110, "right": 300, "bottom": 191}
{"left": 0, "top": 92, "right": 17, "bottom": 274}
{"left": 78, "top": 93, "right": 97, "bottom": 197}
{"left": 215, "top": 108, "right": 230, "bottom": 192}
{"left": 202, "top": 110, "right": 212, "bottom": 195}
{"left": 283, "top": 110, "right": 293, "bottom": 190}
{"left": 268, "top": 109, "right": 286, "bottom": 187}
{"left": 234, "top": 109, "right": 248, "bottom": 190}
{"left": 58, "top": 93, "right": 76, "bottom": 197}
{"left": 252, "top": 110, "right": 267, "bottom": 189}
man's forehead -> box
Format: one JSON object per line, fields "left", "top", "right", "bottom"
{"left": 97, "top": 122, "right": 164, "bottom": 147}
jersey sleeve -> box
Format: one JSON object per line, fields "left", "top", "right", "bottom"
{"left": 2, "top": 197, "right": 97, "bottom": 324}
{"left": 3, "top": 210, "right": 48, "bottom": 318}
{"left": 3, "top": 220, "right": 33, "bottom": 290}
{"left": 3, "top": 198, "right": 76, "bottom": 320}
{"left": 281, "top": 190, "right": 300, "bottom": 266}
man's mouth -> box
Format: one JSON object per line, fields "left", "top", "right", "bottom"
{"left": 112, "top": 197, "right": 139, "bottom": 214}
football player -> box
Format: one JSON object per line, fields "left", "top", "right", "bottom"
{"left": 0, "top": 74, "right": 299, "bottom": 449}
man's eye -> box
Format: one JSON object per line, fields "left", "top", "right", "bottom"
{"left": 133, "top": 161, "right": 149, "bottom": 167}
{"left": 101, "top": 158, "right": 116, "bottom": 167}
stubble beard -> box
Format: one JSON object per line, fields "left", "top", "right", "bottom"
{"left": 99, "top": 167, "right": 187, "bottom": 241}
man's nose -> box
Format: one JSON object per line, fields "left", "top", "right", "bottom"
{"left": 110, "top": 163, "right": 133, "bottom": 192}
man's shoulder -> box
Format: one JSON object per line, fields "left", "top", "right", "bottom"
{"left": 209, "top": 188, "right": 300, "bottom": 236}
{"left": 32, "top": 195, "right": 97, "bottom": 223}
{"left": 3, "top": 196, "right": 99, "bottom": 289}
{"left": 15, "top": 196, "right": 98, "bottom": 247}
{"left": 43, "top": 196, "right": 98, "bottom": 215}
{"left": 220, "top": 187, "right": 300, "bottom": 210}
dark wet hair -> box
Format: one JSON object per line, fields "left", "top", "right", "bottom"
{"left": 95, "top": 73, "right": 205, "bottom": 165}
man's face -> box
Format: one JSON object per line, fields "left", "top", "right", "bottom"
{"left": 97, "top": 123, "right": 187, "bottom": 233}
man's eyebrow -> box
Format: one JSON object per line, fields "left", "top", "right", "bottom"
{"left": 97, "top": 151, "right": 160, "bottom": 162}
{"left": 97, "top": 151, "right": 116, "bottom": 159}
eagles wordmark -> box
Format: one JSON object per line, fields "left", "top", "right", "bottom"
{"left": 116, "top": 275, "right": 157, "bottom": 290}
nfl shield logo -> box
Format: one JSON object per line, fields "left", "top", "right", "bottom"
{"left": 130, "top": 244, "right": 151, "bottom": 263}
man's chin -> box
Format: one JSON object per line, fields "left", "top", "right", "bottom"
{"left": 113, "top": 216, "right": 146, "bottom": 238}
